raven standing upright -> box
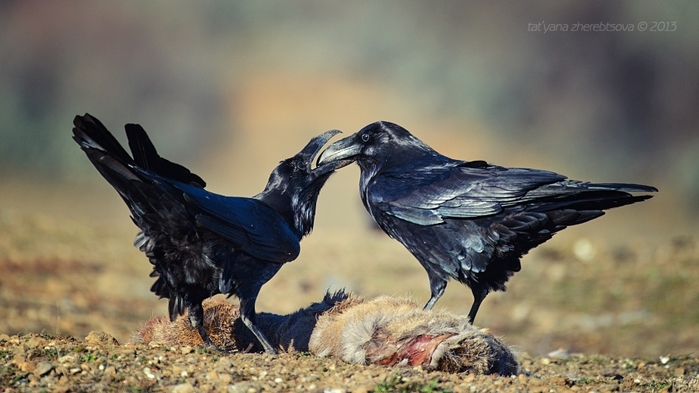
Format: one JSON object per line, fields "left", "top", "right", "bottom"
{"left": 73, "top": 114, "right": 345, "bottom": 353}
{"left": 318, "top": 121, "right": 657, "bottom": 324}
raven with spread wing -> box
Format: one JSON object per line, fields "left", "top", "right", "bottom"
{"left": 73, "top": 114, "right": 345, "bottom": 352}
{"left": 318, "top": 121, "right": 656, "bottom": 324}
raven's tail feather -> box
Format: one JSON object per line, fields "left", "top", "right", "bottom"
{"left": 73, "top": 114, "right": 143, "bottom": 199}
{"left": 588, "top": 183, "right": 658, "bottom": 193}
{"left": 72, "top": 114, "right": 173, "bottom": 224}
{"left": 125, "top": 123, "right": 206, "bottom": 188}
{"left": 73, "top": 114, "right": 134, "bottom": 164}
{"left": 531, "top": 182, "right": 656, "bottom": 219}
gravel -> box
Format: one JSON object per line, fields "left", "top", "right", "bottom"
{"left": 1, "top": 332, "right": 698, "bottom": 392}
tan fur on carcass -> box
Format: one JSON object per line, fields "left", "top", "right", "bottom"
{"left": 309, "top": 295, "right": 519, "bottom": 375}
{"left": 133, "top": 299, "right": 240, "bottom": 351}
{"left": 134, "top": 292, "right": 347, "bottom": 352}
{"left": 133, "top": 291, "right": 519, "bottom": 375}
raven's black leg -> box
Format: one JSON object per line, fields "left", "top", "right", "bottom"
{"left": 467, "top": 286, "right": 489, "bottom": 324}
{"left": 188, "top": 302, "right": 224, "bottom": 351}
{"left": 423, "top": 275, "right": 447, "bottom": 311}
{"left": 239, "top": 297, "right": 277, "bottom": 354}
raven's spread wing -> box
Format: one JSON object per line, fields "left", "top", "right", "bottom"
{"left": 172, "top": 181, "right": 301, "bottom": 263}
{"left": 372, "top": 162, "right": 567, "bottom": 225}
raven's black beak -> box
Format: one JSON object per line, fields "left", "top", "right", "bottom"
{"left": 296, "top": 130, "right": 351, "bottom": 175}
{"left": 316, "top": 134, "right": 362, "bottom": 167}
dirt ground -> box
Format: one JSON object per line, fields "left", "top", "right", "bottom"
{"left": 1, "top": 332, "right": 698, "bottom": 392}
{"left": 0, "top": 179, "right": 698, "bottom": 391}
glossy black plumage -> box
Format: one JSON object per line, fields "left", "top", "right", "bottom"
{"left": 317, "top": 121, "right": 657, "bottom": 324}
{"left": 73, "top": 113, "right": 344, "bottom": 353}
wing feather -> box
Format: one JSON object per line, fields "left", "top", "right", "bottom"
{"left": 377, "top": 163, "right": 567, "bottom": 224}
{"left": 175, "top": 183, "right": 300, "bottom": 263}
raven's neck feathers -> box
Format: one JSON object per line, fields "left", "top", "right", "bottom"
{"left": 254, "top": 186, "right": 322, "bottom": 240}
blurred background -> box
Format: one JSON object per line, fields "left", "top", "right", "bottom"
{"left": 0, "top": 1, "right": 698, "bottom": 357}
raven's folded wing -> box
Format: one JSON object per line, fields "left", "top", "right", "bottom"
{"left": 374, "top": 163, "right": 654, "bottom": 225}
{"left": 373, "top": 163, "right": 562, "bottom": 224}
{"left": 174, "top": 182, "right": 300, "bottom": 263}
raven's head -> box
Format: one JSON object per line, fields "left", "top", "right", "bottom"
{"left": 257, "top": 129, "right": 351, "bottom": 237}
{"left": 317, "top": 121, "right": 436, "bottom": 175}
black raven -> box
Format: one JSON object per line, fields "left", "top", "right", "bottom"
{"left": 73, "top": 113, "right": 345, "bottom": 353}
{"left": 317, "top": 121, "right": 657, "bottom": 324}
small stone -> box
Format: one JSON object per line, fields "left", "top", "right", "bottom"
{"left": 33, "top": 361, "right": 53, "bottom": 377}
{"left": 54, "top": 366, "right": 69, "bottom": 376}
{"left": 598, "top": 383, "right": 619, "bottom": 392}
{"left": 517, "top": 374, "right": 527, "bottom": 383}
{"left": 228, "top": 383, "right": 254, "bottom": 393}
{"left": 214, "top": 357, "right": 233, "bottom": 371}
{"left": 0, "top": 333, "right": 10, "bottom": 341}
{"left": 219, "top": 373, "right": 233, "bottom": 384}
{"left": 19, "top": 361, "right": 36, "bottom": 372}
{"left": 170, "top": 382, "right": 195, "bottom": 393}
{"left": 143, "top": 367, "right": 156, "bottom": 379}
{"left": 85, "top": 331, "right": 119, "bottom": 346}
{"left": 206, "top": 370, "right": 219, "bottom": 382}
{"left": 119, "top": 348, "right": 137, "bottom": 357}
{"left": 25, "top": 336, "right": 48, "bottom": 349}
{"left": 573, "top": 238, "right": 596, "bottom": 261}
{"left": 57, "top": 355, "right": 76, "bottom": 364}
{"left": 104, "top": 366, "right": 117, "bottom": 376}
{"left": 548, "top": 348, "right": 570, "bottom": 360}
{"left": 181, "top": 346, "right": 194, "bottom": 355}
{"left": 172, "top": 365, "right": 186, "bottom": 376}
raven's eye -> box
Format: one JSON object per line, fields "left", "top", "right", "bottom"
{"left": 361, "top": 133, "right": 370, "bottom": 143}
{"left": 290, "top": 160, "right": 304, "bottom": 172}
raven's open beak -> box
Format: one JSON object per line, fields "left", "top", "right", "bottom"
{"left": 316, "top": 134, "right": 362, "bottom": 167}
{"left": 297, "top": 130, "right": 352, "bottom": 175}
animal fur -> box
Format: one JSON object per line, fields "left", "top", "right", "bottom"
{"left": 134, "top": 291, "right": 519, "bottom": 375}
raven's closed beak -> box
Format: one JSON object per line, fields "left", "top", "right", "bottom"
{"left": 316, "top": 134, "right": 362, "bottom": 167}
